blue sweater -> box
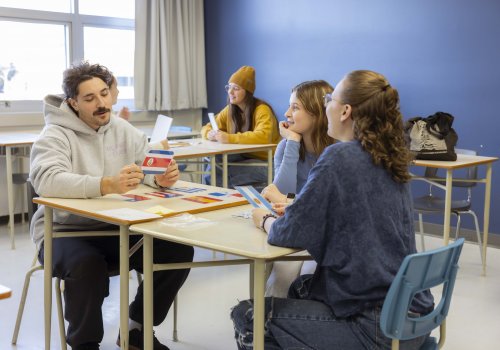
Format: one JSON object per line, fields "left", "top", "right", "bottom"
{"left": 273, "top": 139, "right": 318, "bottom": 194}
{"left": 268, "top": 141, "right": 434, "bottom": 317}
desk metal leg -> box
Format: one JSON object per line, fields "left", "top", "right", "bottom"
{"left": 482, "top": 164, "right": 493, "bottom": 275}
{"left": 443, "top": 170, "right": 453, "bottom": 245}
{"left": 253, "top": 259, "right": 265, "bottom": 350}
{"left": 210, "top": 156, "right": 216, "bottom": 186}
{"left": 143, "top": 235, "right": 154, "bottom": 349}
{"left": 223, "top": 153, "right": 228, "bottom": 188}
{"left": 267, "top": 149, "right": 273, "bottom": 185}
{"left": 44, "top": 206, "right": 53, "bottom": 349}
{"left": 119, "top": 225, "right": 130, "bottom": 349}
{"left": 6, "top": 146, "right": 15, "bottom": 249}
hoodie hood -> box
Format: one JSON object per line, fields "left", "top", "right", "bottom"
{"left": 43, "top": 94, "right": 113, "bottom": 135}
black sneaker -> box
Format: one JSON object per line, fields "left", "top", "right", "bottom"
{"left": 116, "top": 328, "right": 170, "bottom": 350}
{"left": 72, "top": 342, "right": 100, "bottom": 350}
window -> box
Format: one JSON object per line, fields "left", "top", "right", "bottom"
{"left": 0, "top": 0, "right": 71, "bottom": 13}
{"left": 84, "top": 26, "right": 135, "bottom": 100}
{"left": 0, "top": 0, "right": 135, "bottom": 113}
{"left": 0, "top": 20, "right": 69, "bottom": 101}
{"left": 79, "top": 0, "right": 134, "bottom": 19}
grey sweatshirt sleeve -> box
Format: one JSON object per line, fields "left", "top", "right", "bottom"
{"left": 30, "top": 135, "right": 102, "bottom": 198}
{"left": 273, "top": 139, "right": 300, "bottom": 194}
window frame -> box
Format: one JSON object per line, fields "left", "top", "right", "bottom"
{"left": 0, "top": 1, "right": 134, "bottom": 114}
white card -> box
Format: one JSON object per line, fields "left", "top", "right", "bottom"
{"left": 150, "top": 114, "right": 173, "bottom": 143}
{"left": 208, "top": 112, "right": 218, "bottom": 131}
{"left": 97, "top": 208, "right": 161, "bottom": 221}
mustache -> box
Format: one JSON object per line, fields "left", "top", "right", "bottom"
{"left": 93, "top": 107, "right": 111, "bottom": 115}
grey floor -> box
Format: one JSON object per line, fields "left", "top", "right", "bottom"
{"left": 1, "top": 220, "right": 500, "bottom": 349}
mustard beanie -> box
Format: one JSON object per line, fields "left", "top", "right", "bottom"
{"left": 228, "top": 66, "right": 256, "bottom": 94}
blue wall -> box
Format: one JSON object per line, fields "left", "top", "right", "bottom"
{"left": 204, "top": 0, "right": 500, "bottom": 234}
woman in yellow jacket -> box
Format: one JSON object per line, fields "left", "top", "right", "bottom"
{"left": 201, "top": 65, "right": 280, "bottom": 189}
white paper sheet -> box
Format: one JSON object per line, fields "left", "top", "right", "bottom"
{"left": 150, "top": 114, "right": 173, "bottom": 143}
{"left": 208, "top": 112, "right": 218, "bottom": 131}
{"left": 97, "top": 208, "right": 161, "bottom": 221}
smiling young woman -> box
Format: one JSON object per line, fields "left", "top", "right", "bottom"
{"left": 201, "top": 66, "right": 280, "bottom": 189}
{"left": 260, "top": 79, "right": 335, "bottom": 298}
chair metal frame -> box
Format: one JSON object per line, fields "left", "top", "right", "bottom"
{"left": 12, "top": 182, "right": 179, "bottom": 348}
{"left": 413, "top": 149, "right": 482, "bottom": 263}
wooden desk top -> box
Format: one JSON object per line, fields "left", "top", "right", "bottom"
{"left": 413, "top": 154, "right": 498, "bottom": 170}
{"left": 0, "top": 284, "right": 12, "bottom": 300}
{"left": 190, "top": 139, "right": 277, "bottom": 152}
{"left": 169, "top": 138, "right": 277, "bottom": 159}
{"left": 0, "top": 132, "right": 40, "bottom": 146}
{"left": 131, "top": 205, "right": 298, "bottom": 259}
{"left": 33, "top": 180, "right": 248, "bottom": 226}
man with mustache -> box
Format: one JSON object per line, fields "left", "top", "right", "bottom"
{"left": 29, "top": 62, "right": 193, "bottom": 350}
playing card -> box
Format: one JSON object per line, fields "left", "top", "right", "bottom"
{"left": 142, "top": 149, "right": 174, "bottom": 174}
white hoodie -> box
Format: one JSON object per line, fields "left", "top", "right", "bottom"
{"left": 29, "top": 94, "right": 156, "bottom": 248}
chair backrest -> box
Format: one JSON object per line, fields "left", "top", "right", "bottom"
{"left": 424, "top": 149, "right": 478, "bottom": 189}
{"left": 26, "top": 178, "right": 38, "bottom": 224}
{"left": 380, "top": 238, "right": 464, "bottom": 342}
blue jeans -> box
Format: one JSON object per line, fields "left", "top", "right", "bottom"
{"left": 230, "top": 275, "right": 429, "bottom": 350}
{"left": 204, "top": 154, "right": 269, "bottom": 190}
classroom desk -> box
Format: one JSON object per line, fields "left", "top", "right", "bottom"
{"left": 130, "top": 205, "right": 301, "bottom": 350}
{"left": 138, "top": 126, "right": 201, "bottom": 140}
{"left": 0, "top": 284, "right": 12, "bottom": 300}
{"left": 412, "top": 154, "right": 498, "bottom": 274}
{"left": 33, "top": 181, "right": 247, "bottom": 350}
{"left": 171, "top": 138, "right": 277, "bottom": 188}
{"left": 0, "top": 132, "right": 39, "bottom": 249}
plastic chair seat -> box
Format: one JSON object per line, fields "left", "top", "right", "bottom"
{"left": 413, "top": 195, "right": 472, "bottom": 213}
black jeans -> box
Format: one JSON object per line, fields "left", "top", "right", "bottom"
{"left": 39, "top": 234, "right": 194, "bottom": 347}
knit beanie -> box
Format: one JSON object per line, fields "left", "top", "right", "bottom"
{"left": 228, "top": 66, "right": 256, "bottom": 94}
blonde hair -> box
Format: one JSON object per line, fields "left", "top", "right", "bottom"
{"left": 292, "top": 80, "right": 335, "bottom": 160}
{"left": 340, "top": 70, "right": 411, "bottom": 183}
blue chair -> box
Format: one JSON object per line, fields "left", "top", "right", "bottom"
{"left": 380, "top": 238, "right": 464, "bottom": 350}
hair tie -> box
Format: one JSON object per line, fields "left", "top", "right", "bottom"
{"left": 382, "top": 84, "right": 390, "bottom": 91}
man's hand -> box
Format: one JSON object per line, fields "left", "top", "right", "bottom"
{"left": 100, "top": 163, "right": 144, "bottom": 195}
{"left": 154, "top": 159, "right": 179, "bottom": 187}
{"left": 261, "top": 184, "right": 287, "bottom": 203}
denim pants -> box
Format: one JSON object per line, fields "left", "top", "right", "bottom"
{"left": 204, "top": 154, "right": 269, "bottom": 190}
{"left": 231, "top": 275, "right": 429, "bottom": 350}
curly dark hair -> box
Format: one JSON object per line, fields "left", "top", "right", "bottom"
{"left": 292, "top": 80, "right": 335, "bottom": 161}
{"left": 340, "top": 70, "right": 412, "bottom": 183}
{"left": 62, "top": 62, "right": 113, "bottom": 99}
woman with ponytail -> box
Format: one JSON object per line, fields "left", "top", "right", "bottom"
{"left": 232, "top": 70, "right": 433, "bottom": 350}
